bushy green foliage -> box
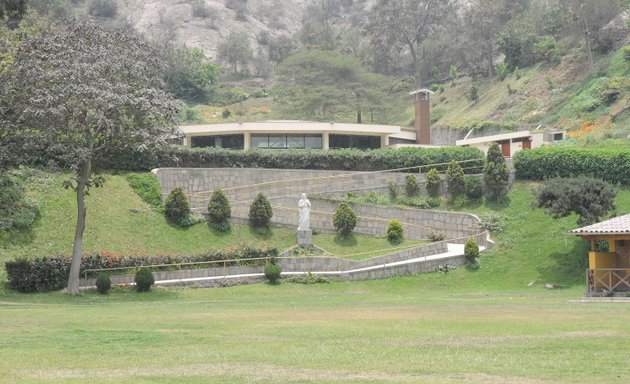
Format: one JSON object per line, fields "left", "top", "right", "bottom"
{"left": 5, "top": 246, "right": 279, "bottom": 292}
{"left": 532, "top": 177, "right": 617, "bottom": 226}
{"left": 464, "top": 176, "right": 483, "bottom": 201}
{"left": 95, "top": 273, "right": 111, "bottom": 294}
{"left": 446, "top": 161, "right": 465, "bottom": 198}
{"left": 468, "top": 84, "right": 479, "bottom": 102}
{"left": 164, "top": 188, "right": 190, "bottom": 225}
{"left": 249, "top": 193, "right": 273, "bottom": 228}
{"left": 483, "top": 142, "right": 510, "bottom": 201}
{"left": 287, "top": 272, "right": 330, "bottom": 284}
{"left": 387, "top": 220, "right": 404, "bottom": 243}
{"left": 449, "top": 65, "right": 458, "bottom": 84}
{"left": 464, "top": 238, "right": 479, "bottom": 266}
{"left": 397, "top": 196, "right": 440, "bottom": 209}
{"left": 5, "top": 257, "right": 69, "bottom": 293}
{"left": 126, "top": 173, "right": 163, "bottom": 212}
{"left": 514, "top": 147, "right": 630, "bottom": 185}
{"left": 495, "top": 63, "right": 509, "bottom": 81}
{"left": 404, "top": 174, "right": 420, "bottom": 197}
{"left": 164, "top": 47, "right": 220, "bottom": 102}
{"left": 23, "top": 146, "right": 485, "bottom": 174}
{"left": 425, "top": 168, "right": 442, "bottom": 198}
{"left": 134, "top": 268, "right": 155, "bottom": 292}
{"left": 513, "top": 66, "right": 521, "bottom": 80}
{"left": 264, "top": 257, "right": 281, "bottom": 284}
{"left": 0, "top": 172, "right": 39, "bottom": 231}
{"left": 333, "top": 201, "right": 357, "bottom": 237}
{"left": 207, "top": 189, "right": 231, "bottom": 231}
{"left": 532, "top": 35, "right": 557, "bottom": 62}
{"left": 429, "top": 232, "right": 445, "bottom": 242}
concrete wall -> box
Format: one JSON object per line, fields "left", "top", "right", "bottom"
{"left": 80, "top": 240, "right": 459, "bottom": 287}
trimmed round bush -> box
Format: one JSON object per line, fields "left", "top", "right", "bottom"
{"left": 464, "top": 238, "right": 479, "bottom": 266}
{"left": 425, "top": 168, "right": 441, "bottom": 197}
{"left": 333, "top": 201, "right": 357, "bottom": 237}
{"left": 164, "top": 187, "right": 190, "bottom": 225}
{"left": 464, "top": 176, "right": 483, "bottom": 201}
{"left": 249, "top": 193, "right": 273, "bottom": 228}
{"left": 404, "top": 174, "right": 420, "bottom": 197}
{"left": 264, "top": 258, "right": 282, "bottom": 284}
{"left": 135, "top": 268, "right": 155, "bottom": 292}
{"left": 95, "top": 273, "right": 112, "bottom": 294}
{"left": 387, "top": 220, "right": 404, "bottom": 243}
{"left": 207, "top": 188, "right": 231, "bottom": 231}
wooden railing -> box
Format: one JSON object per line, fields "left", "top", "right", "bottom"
{"left": 587, "top": 268, "right": 630, "bottom": 293}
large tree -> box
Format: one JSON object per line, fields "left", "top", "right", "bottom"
{"left": 365, "top": 0, "right": 455, "bottom": 83}
{"left": 483, "top": 142, "right": 510, "bottom": 201}
{"left": 0, "top": 21, "right": 179, "bottom": 295}
{"left": 217, "top": 32, "right": 253, "bottom": 75}
{"left": 0, "top": 0, "right": 27, "bottom": 29}
{"left": 274, "top": 49, "right": 389, "bottom": 123}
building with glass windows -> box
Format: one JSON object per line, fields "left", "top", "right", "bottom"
{"left": 179, "top": 121, "right": 418, "bottom": 150}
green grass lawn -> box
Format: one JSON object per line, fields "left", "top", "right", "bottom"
{"left": 2, "top": 173, "right": 630, "bottom": 383}
{"left": 1, "top": 281, "right": 629, "bottom": 383}
{"left": 0, "top": 173, "right": 422, "bottom": 264}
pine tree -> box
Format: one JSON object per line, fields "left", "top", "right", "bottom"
{"left": 483, "top": 142, "right": 510, "bottom": 201}
{"left": 445, "top": 161, "right": 465, "bottom": 198}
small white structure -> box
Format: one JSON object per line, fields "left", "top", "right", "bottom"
{"left": 298, "top": 193, "right": 311, "bottom": 231}
{"left": 455, "top": 128, "right": 565, "bottom": 157}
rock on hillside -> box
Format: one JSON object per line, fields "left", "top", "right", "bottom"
{"left": 119, "top": 0, "right": 309, "bottom": 59}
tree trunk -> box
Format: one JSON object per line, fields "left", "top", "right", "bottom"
{"left": 67, "top": 158, "right": 91, "bottom": 295}
{"left": 582, "top": 9, "right": 594, "bottom": 73}
{"left": 487, "top": 42, "right": 495, "bottom": 77}
{"left": 357, "top": 109, "right": 362, "bottom": 124}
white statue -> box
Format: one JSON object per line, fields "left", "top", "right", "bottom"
{"left": 298, "top": 193, "right": 311, "bottom": 231}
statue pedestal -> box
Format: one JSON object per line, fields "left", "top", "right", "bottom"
{"left": 297, "top": 229, "right": 313, "bottom": 247}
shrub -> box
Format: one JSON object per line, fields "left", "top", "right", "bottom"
{"left": 191, "top": 0, "right": 212, "bottom": 18}
{"left": 429, "top": 232, "right": 445, "bottom": 242}
{"left": 532, "top": 176, "right": 617, "bottom": 226}
{"left": 95, "top": 273, "right": 111, "bottom": 294}
{"left": 5, "top": 257, "right": 69, "bottom": 293}
{"left": 222, "top": 108, "right": 231, "bottom": 118}
{"left": 88, "top": 0, "right": 118, "bottom": 18}
{"left": 207, "top": 189, "right": 231, "bottom": 231}
{"left": 468, "top": 84, "right": 479, "bottom": 102}
{"left": 513, "top": 66, "right": 521, "bottom": 80}
{"left": 0, "top": 172, "right": 40, "bottom": 231}
{"left": 387, "top": 180, "right": 399, "bottom": 200}
{"left": 464, "top": 238, "right": 479, "bottom": 266}
{"left": 514, "top": 147, "right": 630, "bottom": 186}
{"left": 333, "top": 201, "right": 357, "bottom": 237}
{"left": 445, "top": 161, "right": 465, "bottom": 198}
{"left": 425, "top": 168, "right": 442, "bottom": 197}
{"left": 476, "top": 213, "right": 504, "bottom": 233}
{"left": 533, "top": 35, "right": 557, "bottom": 62}
{"left": 164, "top": 187, "right": 190, "bottom": 225}
{"left": 398, "top": 196, "right": 440, "bottom": 209}
{"left": 135, "top": 268, "right": 155, "bottom": 292}
{"left": 249, "top": 193, "right": 273, "bottom": 228}
{"left": 464, "top": 176, "right": 483, "bottom": 201}
{"left": 495, "top": 63, "right": 509, "bottom": 81}
{"left": 387, "top": 220, "right": 404, "bottom": 243}
{"left": 404, "top": 174, "right": 420, "bottom": 197}
{"left": 126, "top": 173, "right": 163, "bottom": 212}
{"left": 264, "top": 257, "right": 281, "bottom": 284}
{"left": 483, "top": 142, "right": 510, "bottom": 201}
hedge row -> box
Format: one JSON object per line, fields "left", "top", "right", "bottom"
{"left": 5, "top": 246, "right": 278, "bottom": 293}
{"left": 96, "top": 146, "right": 485, "bottom": 173}
{"left": 514, "top": 147, "right": 630, "bottom": 185}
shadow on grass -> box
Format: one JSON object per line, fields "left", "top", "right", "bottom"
{"left": 249, "top": 226, "right": 273, "bottom": 240}
{"left": 334, "top": 234, "right": 357, "bottom": 247}
{"left": 0, "top": 228, "right": 36, "bottom": 247}
{"left": 536, "top": 240, "right": 590, "bottom": 286}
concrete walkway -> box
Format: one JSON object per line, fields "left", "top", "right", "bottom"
{"left": 148, "top": 243, "right": 483, "bottom": 287}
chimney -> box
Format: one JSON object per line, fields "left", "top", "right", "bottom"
{"left": 409, "top": 89, "right": 433, "bottom": 145}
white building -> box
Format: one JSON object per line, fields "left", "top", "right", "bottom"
{"left": 455, "top": 129, "right": 565, "bottom": 157}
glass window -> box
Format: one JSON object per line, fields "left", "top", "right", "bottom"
{"left": 287, "top": 134, "right": 306, "bottom": 148}
{"left": 305, "top": 134, "right": 323, "bottom": 149}
{"left": 251, "top": 134, "right": 269, "bottom": 148}
{"left": 269, "top": 134, "right": 286, "bottom": 148}
{"left": 191, "top": 136, "right": 216, "bottom": 148}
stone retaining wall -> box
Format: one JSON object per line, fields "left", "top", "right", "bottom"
{"left": 80, "top": 240, "right": 456, "bottom": 287}
{"left": 154, "top": 168, "right": 443, "bottom": 210}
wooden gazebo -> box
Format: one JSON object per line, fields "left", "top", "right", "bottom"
{"left": 570, "top": 214, "right": 630, "bottom": 295}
